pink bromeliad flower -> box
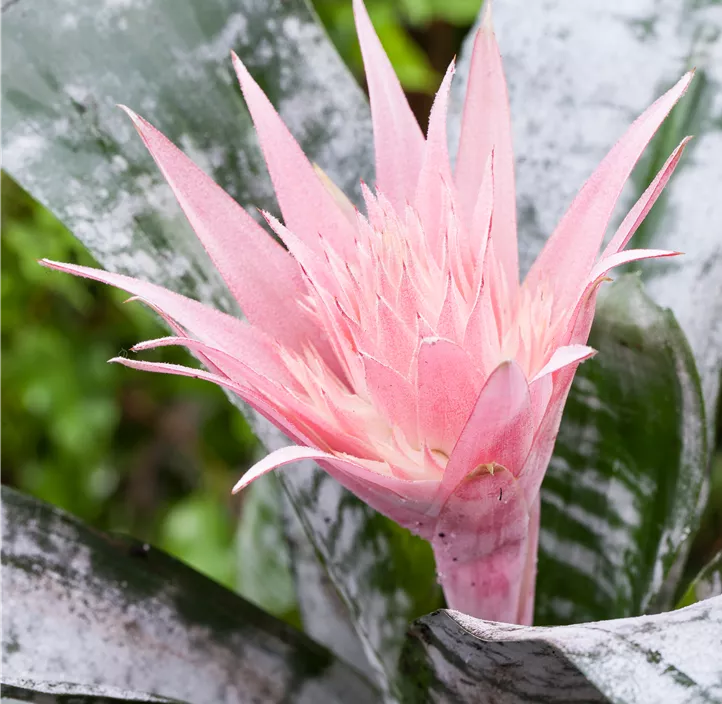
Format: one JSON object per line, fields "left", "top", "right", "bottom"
{"left": 43, "top": 0, "right": 691, "bottom": 624}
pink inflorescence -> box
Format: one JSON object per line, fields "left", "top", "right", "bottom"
{"left": 43, "top": 0, "right": 691, "bottom": 624}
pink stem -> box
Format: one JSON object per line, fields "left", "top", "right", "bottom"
{"left": 432, "top": 490, "right": 541, "bottom": 625}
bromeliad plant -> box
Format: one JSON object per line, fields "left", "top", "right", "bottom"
{"left": 4, "top": 0, "right": 722, "bottom": 701}
{"left": 43, "top": 0, "right": 689, "bottom": 624}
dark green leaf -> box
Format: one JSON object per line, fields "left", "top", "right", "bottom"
{"left": 1, "top": 486, "right": 380, "bottom": 704}
{"left": 400, "top": 596, "right": 722, "bottom": 703}
{"left": 678, "top": 550, "right": 722, "bottom": 609}
{"left": 450, "top": 0, "right": 719, "bottom": 623}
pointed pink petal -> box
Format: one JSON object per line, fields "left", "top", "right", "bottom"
{"left": 588, "top": 248, "right": 679, "bottom": 282}
{"left": 396, "top": 265, "right": 421, "bottom": 329}
{"left": 517, "top": 368, "right": 577, "bottom": 504}
{"left": 119, "top": 107, "right": 317, "bottom": 353}
{"left": 435, "top": 465, "right": 526, "bottom": 561}
{"left": 603, "top": 137, "right": 692, "bottom": 257}
{"left": 130, "top": 335, "right": 298, "bottom": 394}
{"left": 114, "top": 345, "right": 377, "bottom": 465}
{"left": 40, "top": 260, "right": 289, "bottom": 381}
{"left": 232, "top": 445, "right": 326, "bottom": 493}
{"left": 231, "top": 53, "right": 357, "bottom": 260}
{"left": 111, "top": 355, "right": 249, "bottom": 388}
{"left": 531, "top": 344, "right": 596, "bottom": 382}
{"left": 416, "top": 338, "right": 483, "bottom": 457}
{"left": 469, "top": 151, "right": 494, "bottom": 273}
{"left": 352, "top": 0, "right": 425, "bottom": 210}
{"left": 437, "top": 274, "right": 463, "bottom": 342}
{"left": 233, "top": 444, "right": 439, "bottom": 535}
{"left": 110, "top": 355, "right": 360, "bottom": 459}
{"left": 463, "top": 278, "right": 500, "bottom": 377}
{"left": 525, "top": 72, "right": 694, "bottom": 314}
{"left": 125, "top": 298, "right": 225, "bottom": 377}
{"left": 439, "top": 360, "right": 533, "bottom": 503}
{"left": 362, "top": 354, "right": 419, "bottom": 446}
{"left": 377, "top": 296, "right": 416, "bottom": 375}
{"left": 43, "top": 260, "right": 248, "bottom": 347}
{"left": 559, "top": 249, "right": 678, "bottom": 353}
{"left": 454, "top": 7, "right": 518, "bottom": 293}
{"left": 108, "top": 355, "right": 307, "bottom": 441}
{"left": 262, "top": 211, "right": 336, "bottom": 293}
{"left": 414, "top": 60, "right": 456, "bottom": 254}
{"left": 529, "top": 373, "right": 553, "bottom": 427}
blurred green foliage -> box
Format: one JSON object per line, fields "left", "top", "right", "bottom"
{"left": 1, "top": 175, "right": 257, "bottom": 590}
{"left": 2, "top": 0, "right": 720, "bottom": 602}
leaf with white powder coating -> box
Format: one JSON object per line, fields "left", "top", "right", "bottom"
{"left": 1, "top": 487, "right": 381, "bottom": 704}
{"left": 400, "top": 596, "right": 722, "bottom": 703}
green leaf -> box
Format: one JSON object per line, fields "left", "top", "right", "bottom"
{"left": 234, "top": 473, "right": 298, "bottom": 621}
{"left": 3, "top": 0, "right": 441, "bottom": 695}
{"left": 450, "top": 0, "right": 719, "bottom": 623}
{"left": 677, "top": 550, "right": 722, "bottom": 609}
{"left": 158, "top": 492, "right": 237, "bottom": 590}
{"left": 1, "top": 486, "right": 381, "bottom": 704}
{"left": 400, "top": 596, "right": 722, "bottom": 703}
{"left": 537, "top": 276, "right": 706, "bottom": 623}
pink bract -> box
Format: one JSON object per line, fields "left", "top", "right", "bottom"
{"left": 42, "top": 0, "right": 691, "bottom": 624}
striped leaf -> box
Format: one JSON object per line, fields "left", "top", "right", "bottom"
{"left": 1, "top": 487, "right": 381, "bottom": 704}
{"left": 400, "top": 596, "right": 722, "bottom": 703}
{"left": 537, "top": 276, "right": 706, "bottom": 623}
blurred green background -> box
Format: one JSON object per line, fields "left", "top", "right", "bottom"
{"left": 2, "top": 0, "right": 720, "bottom": 598}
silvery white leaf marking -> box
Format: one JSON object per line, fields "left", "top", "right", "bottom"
{"left": 279, "top": 490, "right": 377, "bottom": 680}
{"left": 450, "top": 0, "right": 722, "bottom": 433}
{"left": 276, "top": 467, "right": 436, "bottom": 700}
{"left": 5, "top": 0, "right": 440, "bottom": 696}
{"left": 1, "top": 488, "right": 381, "bottom": 704}
{"left": 403, "top": 597, "right": 722, "bottom": 703}
{"left": 3, "top": 0, "right": 372, "bottom": 309}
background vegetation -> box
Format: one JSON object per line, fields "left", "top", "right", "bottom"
{"left": 3, "top": 0, "right": 720, "bottom": 598}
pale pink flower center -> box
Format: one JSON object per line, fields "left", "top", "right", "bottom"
{"left": 270, "top": 188, "right": 567, "bottom": 480}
